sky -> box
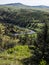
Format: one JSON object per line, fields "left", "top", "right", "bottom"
{"left": 0, "top": 0, "right": 49, "bottom": 6}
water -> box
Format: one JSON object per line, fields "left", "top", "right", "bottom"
{"left": 12, "top": 30, "right": 35, "bottom": 36}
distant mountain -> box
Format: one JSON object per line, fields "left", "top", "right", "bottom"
{"left": 4, "top": 3, "right": 24, "bottom": 6}
{"left": 0, "top": 3, "right": 31, "bottom": 9}
{"left": 0, "top": 3, "right": 49, "bottom": 8}
{"left": 32, "top": 5, "right": 49, "bottom": 8}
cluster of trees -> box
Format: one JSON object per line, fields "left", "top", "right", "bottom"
{"left": 22, "top": 20, "right": 49, "bottom": 65}
{"left": 32, "top": 20, "right": 49, "bottom": 65}
{"left": 0, "top": 8, "right": 49, "bottom": 28}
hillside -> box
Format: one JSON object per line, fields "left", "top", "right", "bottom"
{"left": 0, "top": 7, "right": 49, "bottom": 29}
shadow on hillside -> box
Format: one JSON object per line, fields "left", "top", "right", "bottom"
{"left": 21, "top": 55, "right": 49, "bottom": 65}
{"left": 21, "top": 56, "right": 39, "bottom": 65}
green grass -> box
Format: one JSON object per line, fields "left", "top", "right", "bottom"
{"left": 0, "top": 45, "right": 32, "bottom": 65}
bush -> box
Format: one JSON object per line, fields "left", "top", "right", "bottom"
{"left": 39, "top": 59, "right": 47, "bottom": 65}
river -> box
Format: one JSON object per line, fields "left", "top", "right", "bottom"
{"left": 12, "top": 30, "right": 35, "bottom": 36}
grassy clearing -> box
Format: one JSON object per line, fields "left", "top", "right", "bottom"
{"left": 0, "top": 45, "right": 32, "bottom": 65}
